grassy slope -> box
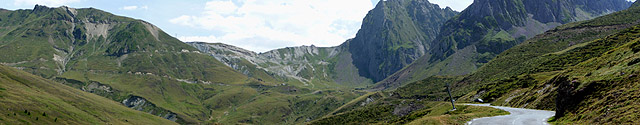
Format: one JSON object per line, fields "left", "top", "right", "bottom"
{"left": 549, "top": 25, "right": 640, "bottom": 124}
{"left": 312, "top": 101, "right": 508, "bottom": 125}
{"left": 0, "top": 64, "right": 174, "bottom": 124}
{"left": 456, "top": 4, "right": 640, "bottom": 110}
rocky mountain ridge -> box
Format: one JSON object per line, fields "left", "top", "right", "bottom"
{"left": 374, "top": 0, "right": 634, "bottom": 90}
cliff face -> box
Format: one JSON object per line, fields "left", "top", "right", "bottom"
{"left": 347, "top": 0, "right": 458, "bottom": 82}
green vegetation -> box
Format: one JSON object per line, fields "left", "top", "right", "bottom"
{"left": 313, "top": 76, "right": 509, "bottom": 124}
{"left": 0, "top": 64, "right": 173, "bottom": 124}
{"left": 393, "top": 76, "right": 462, "bottom": 100}
{"left": 458, "top": 4, "right": 640, "bottom": 106}
{"left": 454, "top": 4, "right": 640, "bottom": 123}
{"left": 312, "top": 101, "right": 508, "bottom": 125}
{"left": 549, "top": 25, "right": 640, "bottom": 124}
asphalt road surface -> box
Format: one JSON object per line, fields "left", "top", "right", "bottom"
{"left": 465, "top": 104, "right": 555, "bottom": 125}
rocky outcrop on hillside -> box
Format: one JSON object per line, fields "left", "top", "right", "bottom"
{"left": 123, "top": 96, "right": 178, "bottom": 122}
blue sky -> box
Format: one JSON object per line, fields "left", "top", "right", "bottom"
{"left": 1, "top": 0, "right": 635, "bottom": 52}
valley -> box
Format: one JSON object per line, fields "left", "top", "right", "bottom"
{"left": 1, "top": 0, "right": 639, "bottom": 124}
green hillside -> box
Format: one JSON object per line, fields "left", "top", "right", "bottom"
{"left": 0, "top": 64, "right": 174, "bottom": 124}
{"left": 459, "top": 2, "right": 640, "bottom": 108}
{"left": 452, "top": 2, "right": 640, "bottom": 124}
{"left": 312, "top": 101, "right": 507, "bottom": 124}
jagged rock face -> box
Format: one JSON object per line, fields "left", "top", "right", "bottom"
{"left": 348, "top": 0, "right": 458, "bottom": 82}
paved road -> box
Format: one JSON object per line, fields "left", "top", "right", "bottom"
{"left": 465, "top": 104, "right": 555, "bottom": 125}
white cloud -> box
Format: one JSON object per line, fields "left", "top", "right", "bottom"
{"left": 121, "top": 5, "right": 148, "bottom": 10}
{"left": 170, "top": 0, "right": 373, "bottom": 52}
{"left": 428, "top": 0, "right": 473, "bottom": 11}
{"left": 13, "top": 0, "right": 81, "bottom": 7}
{"left": 122, "top": 6, "right": 138, "bottom": 10}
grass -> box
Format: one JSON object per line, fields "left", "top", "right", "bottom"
{"left": 406, "top": 104, "right": 509, "bottom": 125}
{"left": 548, "top": 25, "right": 640, "bottom": 124}
{"left": 311, "top": 101, "right": 508, "bottom": 125}
{"left": 461, "top": 8, "right": 640, "bottom": 124}
{"left": 451, "top": 4, "right": 640, "bottom": 105}
{"left": 0, "top": 64, "right": 174, "bottom": 124}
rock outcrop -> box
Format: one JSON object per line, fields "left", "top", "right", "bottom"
{"left": 122, "top": 96, "right": 178, "bottom": 122}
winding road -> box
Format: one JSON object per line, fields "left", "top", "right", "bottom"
{"left": 465, "top": 104, "right": 555, "bottom": 125}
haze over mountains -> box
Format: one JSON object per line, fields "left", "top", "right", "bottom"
{"left": 1, "top": 0, "right": 640, "bottom": 124}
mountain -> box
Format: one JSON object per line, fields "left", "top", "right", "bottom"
{"left": 347, "top": 0, "right": 458, "bottom": 82}
{"left": 0, "top": 5, "right": 362, "bottom": 124}
{"left": 317, "top": 1, "right": 640, "bottom": 124}
{"left": 375, "top": 0, "right": 633, "bottom": 90}
{"left": 0, "top": 64, "right": 174, "bottom": 124}
{"left": 0, "top": 5, "right": 248, "bottom": 123}
{"left": 189, "top": 42, "right": 372, "bottom": 88}
{"left": 192, "top": 0, "right": 459, "bottom": 88}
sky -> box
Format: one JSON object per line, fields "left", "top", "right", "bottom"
{"left": 0, "top": 0, "right": 635, "bottom": 52}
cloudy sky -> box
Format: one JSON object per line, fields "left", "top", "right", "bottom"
{"left": 1, "top": 0, "right": 635, "bottom": 52}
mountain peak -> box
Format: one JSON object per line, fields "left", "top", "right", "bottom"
{"left": 32, "top": 4, "right": 55, "bottom": 13}
{"left": 348, "top": 0, "right": 458, "bottom": 82}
